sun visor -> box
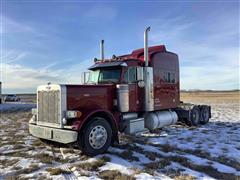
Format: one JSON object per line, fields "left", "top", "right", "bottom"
{"left": 88, "top": 62, "right": 127, "bottom": 70}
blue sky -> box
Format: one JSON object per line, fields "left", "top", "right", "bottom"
{"left": 1, "top": 1, "right": 239, "bottom": 93}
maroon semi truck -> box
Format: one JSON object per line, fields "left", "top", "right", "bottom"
{"left": 29, "top": 27, "right": 211, "bottom": 155}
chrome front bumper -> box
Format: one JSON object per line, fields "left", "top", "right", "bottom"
{"left": 29, "top": 124, "right": 78, "bottom": 144}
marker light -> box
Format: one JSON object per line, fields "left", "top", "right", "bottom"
{"left": 66, "top": 111, "right": 82, "bottom": 119}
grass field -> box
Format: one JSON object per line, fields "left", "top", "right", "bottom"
{"left": 0, "top": 91, "right": 239, "bottom": 179}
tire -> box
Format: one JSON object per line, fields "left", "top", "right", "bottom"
{"left": 200, "top": 106, "right": 210, "bottom": 124}
{"left": 190, "top": 106, "right": 200, "bottom": 126}
{"left": 79, "top": 117, "right": 112, "bottom": 156}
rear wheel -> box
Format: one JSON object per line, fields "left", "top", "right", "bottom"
{"left": 79, "top": 117, "right": 112, "bottom": 156}
{"left": 190, "top": 106, "right": 200, "bottom": 126}
{"left": 200, "top": 106, "right": 210, "bottom": 124}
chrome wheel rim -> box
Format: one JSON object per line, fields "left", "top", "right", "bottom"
{"left": 89, "top": 125, "right": 107, "bottom": 149}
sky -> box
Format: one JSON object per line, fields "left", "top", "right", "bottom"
{"left": 0, "top": 0, "right": 239, "bottom": 93}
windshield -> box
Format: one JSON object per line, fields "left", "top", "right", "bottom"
{"left": 88, "top": 68, "right": 121, "bottom": 84}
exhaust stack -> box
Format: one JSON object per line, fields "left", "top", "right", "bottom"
{"left": 144, "top": 27, "right": 154, "bottom": 112}
{"left": 100, "top": 40, "right": 104, "bottom": 61}
{"left": 144, "top": 27, "right": 150, "bottom": 67}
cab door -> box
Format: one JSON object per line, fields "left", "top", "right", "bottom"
{"left": 123, "top": 67, "right": 143, "bottom": 112}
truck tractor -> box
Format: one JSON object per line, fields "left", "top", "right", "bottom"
{"left": 29, "top": 27, "right": 211, "bottom": 156}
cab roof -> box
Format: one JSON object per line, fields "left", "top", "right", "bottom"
{"left": 119, "top": 45, "right": 167, "bottom": 62}
{"left": 89, "top": 45, "right": 168, "bottom": 70}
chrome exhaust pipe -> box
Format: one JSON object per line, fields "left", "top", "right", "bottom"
{"left": 144, "top": 27, "right": 150, "bottom": 67}
{"left": 100, "top": 40, "right": 104, "bottom": 61}
{"left": 144, "top": 27, "right": 154, "bottom": 112}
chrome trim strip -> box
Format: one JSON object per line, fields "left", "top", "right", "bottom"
{"left": 144, "top": 67, "right": 154, "bottom": 111}
{"left": 60, "top": 84, "right": 67, "bottom": 128}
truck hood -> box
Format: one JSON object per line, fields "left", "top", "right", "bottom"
{"left": 66, "top": 84, "right": 116, "bottom": 111}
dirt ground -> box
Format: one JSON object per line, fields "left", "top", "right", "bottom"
{"left": 0, "top": 91, "right": 239, "bottom": 180}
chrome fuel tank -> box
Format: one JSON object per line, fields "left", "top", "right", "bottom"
{"left": 145, "top": 110, "right": 178, "bottom": 130}
{"left": 117, "top": 84, "right": 129, "bottom": 112}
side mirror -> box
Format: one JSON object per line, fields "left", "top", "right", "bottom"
{"left": 137, "top": 67, "right": 144, "bottom": 81}
{"left": 81, "top": 72, "right": 90, "bottom": 84}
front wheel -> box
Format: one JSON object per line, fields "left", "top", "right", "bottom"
{"left": 79, "top": 117, "right": 112, "bottom": 156}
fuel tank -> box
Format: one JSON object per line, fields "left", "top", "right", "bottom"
{"left": 116, "top": 84, "right": 129, "bottom": 112}
{"left": 145, "top": 110, "right": 178, "bottom": 130}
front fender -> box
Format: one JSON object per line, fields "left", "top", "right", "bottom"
{"left": 71, "top": 109, "right": 118, "bottom": 131}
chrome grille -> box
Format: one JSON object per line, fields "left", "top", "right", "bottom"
{"left": 38, "top": 90, "right": 60, "bottom": 125}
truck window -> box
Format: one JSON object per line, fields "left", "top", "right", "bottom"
{"left": 88, "top": 70, "right": 100, "bottom": 83}
{"left": 124, "top": 67, "right": 137, "bottom": 83}
{"left": 170, "top": 73, "right": 175, "bottom": 83}
{"left": 88, "top": 68, "right": 121, "bottom": 84}
{"left": 98, "top": 69, "right": 121, "bottom": 83}
{"left": 164, "top": 72, "right": 175, "bottom": 83}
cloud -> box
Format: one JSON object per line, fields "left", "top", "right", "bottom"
{"left": 1, "top": 16, "right": 46, "bottom": 37}
{"left": 0, "top": 49, "right": 93, "bottom": 93}
{"left": 148, "top": 16, "right": 194, "bottom": 43}
{"left": 1, "top": 63, "right": 62, "bottom": 89}
{"left": 1, "top": 49, "right": 27, "bottom": 63}
{"left": 1, "top": 16, "right": 34, "bottom": 34}
{"left": 180, "top": 65, "right": 239, "bottom": 90}
{"left": 147, "top": 15, "right": 239, "bottom": 90}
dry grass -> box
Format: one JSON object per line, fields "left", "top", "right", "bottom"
{"left": 144, "top": 159, "right": 171, "bottom": 174}
{"left": 180, "top": 91, "right": 240, "bottom": 104}
{"left": 158, "top": 144, "right": 176, "bottom": 153}
{"left": 174, "top": 175, "right": 196, "bottom": 180}
{"left": 5, "top": 176, "right": 18, "bottom": 180}
{"left": 145, "top": 152, "right": 158, "bottom": 161}
{"left": 101, "top": 155, "right": 111, "bottom": 162}
{"left": 143, "top": 141, "right": 240, "bottom": 173}
{"left": 117, "top": 150, "right": 139, "bottom": 162}
{"left": 167, "top": 156, "right": 237, "bottom": 180}
{"left": 99, "top": 170, "right": 135, "bottom": 180}
{"left": 140, "top": 150, "right": 238, "bottom": 180}
{"left": 31, "top": 139, "right": 45, "bottom": 147}
{"left": 33, "top": 153, "right": 54, "bottom": 164}
{"left": 46, "top": 167, "right": 71, "bottom": 175}
{"left": 180, "top": 148, "right": 240, "bottom": 170}
{"left": 72, "top": 156, "right": 111, "bottom": 173}
{"left": 0, "top": 159, "right": 19, "bottom": 167}
{"left": 4, "top": 151, "right": 28, "bottom": 157}
{"left": 61, "top": 148, "right": 75, "bottom": 154}
{"left": 74, "top": 158, "right": 108, "bottom": 171}
{"left": 35, "top": 175, "right": 51, "bottom": 180}
{"left": 12, "top": 164, "right": 40, "bottom": 177}
{"left": 32, "top": 153, "right": 68, "bottom": 164}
